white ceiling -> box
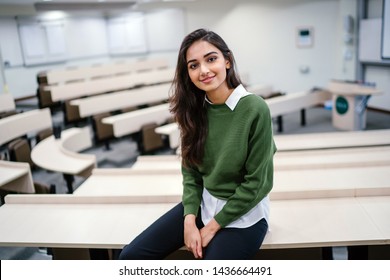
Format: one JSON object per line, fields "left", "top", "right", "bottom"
{"left": 0, "top": 0, "right": 195, "bottom": 4}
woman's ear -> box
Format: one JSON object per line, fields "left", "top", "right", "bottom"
{"left": 226, "top": 60, "right": 231, "bottom": 69}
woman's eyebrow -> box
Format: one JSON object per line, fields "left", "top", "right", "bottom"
{"left": 187, "top": 51, "right": 218, "bottom": 65}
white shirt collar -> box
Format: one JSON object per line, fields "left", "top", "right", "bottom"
{"left": 204, "top": 84, "right": 251, "bottom": 111}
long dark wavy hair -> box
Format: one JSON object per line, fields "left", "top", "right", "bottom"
{"left": 169, "top": 28, "right": 242, "bottom": 167}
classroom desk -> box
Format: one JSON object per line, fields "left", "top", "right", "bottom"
{"left": 72, "top": 160, "right": 390, "bottom": 200}
{"left": 30, "top": 127, "right": 96, "bottom": 193}
{"left": 0, "top": 195, "right": 388, "bottom": 259}
{"left": 263, "top": 196, "right": 389, "bottom": 250}
{"left": 153, "top": 90, "right": 333, "bottom": 149}
{"left": 70, "top": 83, "right": 171, "bottom": 118}
{"left": 38, "top": 58, "right": 169, "bottom": 85}
{"left": 102, "top": 103, "right": 172, "bottom": 137}
{"left": 132, "top": 146, "right": 390, "bottom": 171}
{"left": 131, "top": 154, "right": 181, "bottom": 171}
{"left": 154, "top": 122, "right": 180, "bottom": 149}
{"left": 47, "top": 68, "right": 174, "bottom": 102}
{"left": 273, "top": 129, "right": 390, "bottom": 151}
{"left": 246, "top": 84, "right": 273, "bottom": 97}
{"left": 266, "top": 89, "right": 331, "bottom": 117}
{"left": 73, "top": 169, "right": 182, "bottom": 202}
{"left": 0, "top": 160, "right": 34, "bottom": 193}
{"left": 0, "top": 93, "right": 15, "bottom": 113}
{"left": 357, "top": 196, "right": 390, "bottom": 240}
{"left": 0, "top": 108, "right": 52, "bottom": 146}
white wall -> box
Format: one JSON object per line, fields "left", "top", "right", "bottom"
{"left": 188, "top": 0, "right": 341, "bottom": 92}
{"left": 0, "top": 0, "right": 360, "bottom": 103}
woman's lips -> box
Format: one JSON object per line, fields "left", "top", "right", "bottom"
{"left": 200, "top": 76, "right": 215, "bottom": 83}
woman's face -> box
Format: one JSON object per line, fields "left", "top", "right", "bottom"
{"left": 186, "top": 40, "right": 230, "bottom": 95}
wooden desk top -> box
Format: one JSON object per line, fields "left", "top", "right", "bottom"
{"left": 357, "top": 196, "right": 390, "bottom": 239}
{"left": 102, "top": 103, "right": 172, "bottom": 137}
{"left": 30, "top": 127, "right": 96, "bottom": 176}
{"left": 72, "top": 158, "right": 390, "bottom": 201}
{"left": 154, "top": 126, "right": 390, "bottom": 152}
{"left": 274, "top": 129, "right": 390, "bottom": 151}
{"left": 266, "top": 90, "right": 331, "bottom": 117}
{"left": 0, "top": 93, "right": 15, "bottom": 113}
{"left": 0, "top": 108, "right": 52, "bottom": 146}
{"left": 39, "top": 58, "right": 169, "bottom": 85}
{"left": 73, "top": 169, "right": 182, "bottom": 202}
{"left": 328, "top": 81, "right": 382, "bottom": 96}
{"left": 0, "top": 162, "right": 28, "bottom": 186}
{"left": 154, "top": 123, "right": 180, "bottom": 149}
{"left": 48, "top": 68, "right": 174, "bottom": 102}
{"left": 133, "top": 146, "right": 390, "bottom": 171}
{"left": 0, "top": 160, "right": 34, "bottom": 193}
{"left": 263, "top": 196, "right": 388, "bottom": 249}
{"left": 70, "top": 83, "right": 171, "bottom": 118}
{"left": 0, "top": 196, "right": 388, "bottom": 249}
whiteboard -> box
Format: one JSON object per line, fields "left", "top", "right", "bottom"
{"left": 382, "top": 0, "right": 390, "bottom": 59}
{"left": 46, "top": 24, "right": 67, "bottom": 55}
{"left": 0, "top": 18, "right": 24, "bottom": 67}
{"left": 18, "top": 21, "right": 67, "bottom": 66}
{"left": 19, "top": 24, "right": 46, "bottom": 58}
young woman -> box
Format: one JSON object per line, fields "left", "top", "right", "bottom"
{"left": 119, "top": 28, "right": 276, "bottom": 260}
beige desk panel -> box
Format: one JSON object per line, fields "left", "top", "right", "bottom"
{"left": 103, "top": 103, "right": 172, "bottom": 137}
{"left": 0, "top": 161, "right": 34, "bottom": 193}
{"left": 74, "top": 172, "right": 182, "bottom": 202}
{"left": 72, "top": 163, "right": 390, "bottom": 201}
{"left": 132, "top": 146, "right": 390, "bottom": 171}
{"left": 70, "top": 83, "right": 171, "bottom": 118}
{"left": 263, "top": 197, "right": 386, "bottom": 249}
{"left": 0, "top": 163, "right": 28, "bottom": 186}
{"left": 0, "top": 108, "right": 52, "bottom": 146}
{"left": 31, "top": 128, "right": 96, "bottom": 175}
{"left": 42, "top": 58, "right": 169, "bottom": 85}
{"left": 274, "top": 129, "right": 390, "bottom": 151}
{"left": 0, "top": 197, "right": 388, "bottom": 249}
{"left": 266, "top": 90, "right": 330, "bottom": 117}
{"left": 0, "top": 93, "right": 15, "bottom": 113}
{"left": 0, "top": 203, "right": 176, "bottom": 249}
{"left": 357, "top": 196, "right": 390, "bottom": 240}
{"left": 274, "top": 165, "right": 390, "bottom": 191}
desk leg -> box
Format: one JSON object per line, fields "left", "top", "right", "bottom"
{"left": 52, "top": 248, "right": 90, "bottom": 260}
{"left": 300, "top": 109, "right": 306, "bottom": 126}
{"left": 63, "top": 174, "right": 74, "bottom": 194}
{"left": 277, "top": 116, "right": 283, "bottom": 132}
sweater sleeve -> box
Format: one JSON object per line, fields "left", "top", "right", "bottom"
{"left": 181, "top": 164, "right": 204, "bottom": 217}
{"left": 214, "top": 101, "right": 276, "bottom": 227}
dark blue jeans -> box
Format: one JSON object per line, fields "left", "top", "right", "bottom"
{"left": 118, "top": 202, "right": 268, "bottom": 260}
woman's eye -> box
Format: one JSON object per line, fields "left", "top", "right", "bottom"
{"left": 189, "top": 63, "right": 198, "bottom": 69}
{"left": 208, "top": 56, "right": 217, "bottom": 62}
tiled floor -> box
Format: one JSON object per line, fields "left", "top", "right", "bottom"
{"left": 1, "top": 99, "right": 389, "bottom": 260}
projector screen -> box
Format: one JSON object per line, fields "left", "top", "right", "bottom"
{"left": 382, "top": 0, "right": 390, "bottom": 59}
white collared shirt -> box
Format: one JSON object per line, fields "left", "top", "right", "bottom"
{"left": 202, "top": 84, "right": 270, "bottom": 228}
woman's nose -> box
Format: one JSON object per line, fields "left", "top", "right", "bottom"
{"left": 200, "top": 63, "right": 209, "bottom": 75}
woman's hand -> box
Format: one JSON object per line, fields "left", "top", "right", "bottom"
{"left": 184, "top": 214, "right": 203, "bottom": 259}
{"left": 200, "top": 218, "right": 221, "bottom": 248}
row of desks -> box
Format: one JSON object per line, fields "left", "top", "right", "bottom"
{"left": 38, "top": 58, "right": 170, "bottom": 86}
{"left": 1, "top": 134, "right": 389, "bottom": 258}
{"left": 0, "top": 194, "right": 389, "bottom": 254}
{"left": 73, "top": 145, "right": 390, "bottom": 200}
{"left": 43, "top": 68, "right": 175, "bottom": 102}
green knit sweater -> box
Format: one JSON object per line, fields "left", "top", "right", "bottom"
{"left": 182, "top": 94, "right": 276, "bottom": 228}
